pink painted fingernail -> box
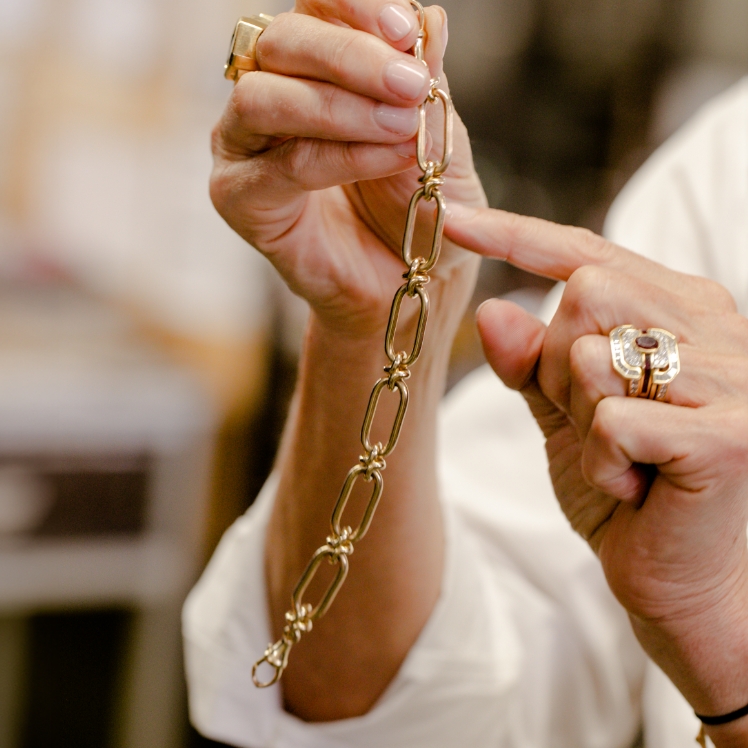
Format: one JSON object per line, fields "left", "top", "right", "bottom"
{"left": 384, "top": 59, "right": 429, "bottom": 100}
{"left": 378, "top": 4, "right": 417, "bottom": 42}
{"left": 476, "top": 299, "right": 498, "bottom": 317}
{"left": 373, "top": 104, "right": 419, "bottom": 135}
{"left": 393, "top": 138, "right": 417, "bottom": 158}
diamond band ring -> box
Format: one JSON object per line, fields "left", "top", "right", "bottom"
{"left": 225, "top": 14, "right": 274, "bottom": 82}
{"left": 609, "top": 325, "right": 680, "bottom": 401}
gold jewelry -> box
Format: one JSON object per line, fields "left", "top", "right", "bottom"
{"left": 243, "top": 0, "right": 454, "bottom": 688}
{"left": 224, "top": 14, "right": 274, "bottom": 81}
{"left": 697, "top": 724, "right": 707, "bottom": 747}
{"left": 609, "top": 325, "right": 680, "bottom": 401}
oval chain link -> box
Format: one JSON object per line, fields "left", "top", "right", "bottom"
{"left": 385, "top": 283, "right": 429, "bottom": 366}
{"left": 252, "top": 0, "right": 453, "bottom": 688}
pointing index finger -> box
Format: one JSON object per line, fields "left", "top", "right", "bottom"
{"left": 443, "top": 203, "right": 730, "bottom": 311}
{"left": 444, "top": 203, "right": 645, "bottom": 282}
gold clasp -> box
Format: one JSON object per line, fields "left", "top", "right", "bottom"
{"left": 252, "top": 638, "right": 292, "bottom": 688}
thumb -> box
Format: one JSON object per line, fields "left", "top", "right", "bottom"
{"left": 477, "top": 298, "right": 566, "bottom": 439}
{"left": 476, "top": 298, "right": 544, "bottom": 390}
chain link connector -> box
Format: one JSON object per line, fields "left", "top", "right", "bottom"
{"left": 252, "top": 637, "right": 293, "bottom": 688}
{"left": 385, "top": 352, "right": 412, "bottom": 392}
{"left": 360, "top": 443, "right": 387, "bottom": 477}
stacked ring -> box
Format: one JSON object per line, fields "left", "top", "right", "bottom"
{"left": 225, "top": 14, "right": 275, "bottom": 81}
{"left": 609, "top": 325, "right": 680, "bottom": 401}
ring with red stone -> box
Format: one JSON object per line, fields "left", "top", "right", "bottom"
{"left": 609, "top": 325, "right": 680, "bottom": 401}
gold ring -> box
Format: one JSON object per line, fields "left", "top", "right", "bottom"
{"left": 609, "top": 325, "right": 680, "bottom": 401}
{"left": 224, "top": 14, "right": 274, "bottom": 82}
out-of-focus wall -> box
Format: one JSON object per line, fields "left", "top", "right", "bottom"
{"left": 0, "top": 0, "right": 296, "bottom": 423}
{"left": 0, "top": 3, "right": 294, "bottom": 746}
{"left": 0, "top": 0, "right": 301, "bottom": 572}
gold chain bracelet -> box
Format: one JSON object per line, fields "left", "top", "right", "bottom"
{"left": 252, "top": 0, "right": 454, "bottom": 688}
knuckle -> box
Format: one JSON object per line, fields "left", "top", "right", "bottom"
{"left": 332, "top": 142, "right": 361, "bottom": 180}
{"left": 502, "top": 212, "right": 541, "bottom": 261}
{"left": 701, "top": 278, "right": 737, "bottom": 312}
{"left": 229, "top": 72, "right": 274, "bottom": 131}
{"left": 317, "top": 84, "right": 340, "bottom": 130}
{"left": 255, "top": 12, "right": 290, "bottom": 63}
{"left": 208, "top": 165, "right": 227, "bottom": 213}
{"left": 733, "top": 314, "right": 748, "bottom": 351}
{"left": 281, "top": 139, "right": 316, "bottom": 187}
{"left": 694, "top": 407, "right": 748, "bottom": 490}
{"left": 591, "top": 396, "right": 624, "bottom": 443}
{"left": 718, "top": 407, "right": 748, "bottom": 461}
{"left": 569, "top": 336, "right": 601, "bottom": 392}
{"left": 283, "top": 139, "right": 358, "bottom": 191}
{"left": 500, "top": 211, "right": 526, "bottom": 249}
{"left": 693, "top": 309, "right": 748, "bottom": 358}
{"left": 569, "top": 225, "right": 611, "bottom": 260}
{"left": 563, "top": 265, "right": 609, "bottom": 317}
{"left": 210, "top": 121, "right": 224, "bottom": 158}
{"left": 326, "top": 32, "right": 359, "bottom": 82}
{"left": 227, "top": 79, "right": 251, "bottom": 122}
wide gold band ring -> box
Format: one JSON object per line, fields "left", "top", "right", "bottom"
{"left": 224, "top": 14, "right": 274, "bottom": 82}
{"left": 609, "top": 325, "right": 680, "bottom": 401}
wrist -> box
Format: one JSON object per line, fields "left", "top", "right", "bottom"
{"left": 309, "top": 240, "right": 479, "bottom": 345}
{"left": 630, "top": 567, "right": 748, "bottom": 726}
{"left": 703, "top": 713, "right": 748, "bottom": 748}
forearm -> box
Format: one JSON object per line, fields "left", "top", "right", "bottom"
{"left": 265, "top": 255, "right": 478, "bottom": 721}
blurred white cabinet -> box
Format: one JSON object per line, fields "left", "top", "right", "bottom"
{"left": 0, "top": 281, "right": 215, "bottom": 748}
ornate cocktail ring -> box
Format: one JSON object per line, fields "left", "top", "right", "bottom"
{"left": 224, "top": 14, "right": 274, "bottom": 82}
{"left": 609, "top": 325, "right": 680, "bottom": 401}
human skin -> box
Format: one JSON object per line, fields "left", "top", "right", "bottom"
{"left": 210, "top": 0, "right": 485, "bottom": 721}
{"left": 445, "top": 205, "right": 748, "bottom": 747}
{"left": 209, "top": 0, "right": 748, "bottom": 743}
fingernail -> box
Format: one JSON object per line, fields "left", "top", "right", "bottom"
{"left": 373, "top": 104, "right": 419, "bottom": 135}
{"left": 384, "top": 59, "right": 429, "bottom": 100}
{"left": 378, "top": 4, "right": 417, "bottom": 42}
{"left": 475, "top": 299, "right": 497, "bottom": 318}
{"left": 442, "top": 15, "right": 449, "bottom": 54}
{"left": 393, "top": 138, "right": 417, "bottom": 158}
{"left": 445, "top": 201, "right": 479, "bottom": 220}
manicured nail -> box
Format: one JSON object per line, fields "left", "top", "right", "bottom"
{"left": 384, "top": 59, "right": 429, "bottom": 100}
{"left": 378, "top": 4, "right": 417, "bottom": 42}
{"left": 393, "top": 138, "right": 417, "bottom": 158}
{"left": 445, "top": 201, "right": 479, "bottom": 220}
{"left": 476, "top": 299, "right": 497, "bottom": 318}
{"left": 373, "top": 104, "right": 419, "bottom": 135}
{"left": 442, "top": 15, "right": 449, "bottom": 54}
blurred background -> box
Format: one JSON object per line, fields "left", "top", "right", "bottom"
{"left": 0, "top": 0, "right": 745, "bottom": 746}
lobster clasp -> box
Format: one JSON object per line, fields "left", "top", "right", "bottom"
{"left": 252, "top": 639, "right": 292, "bottom": 688}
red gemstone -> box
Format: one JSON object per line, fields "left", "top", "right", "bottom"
{"left": 635, "top": 335, "right": 659, "bottom": 350}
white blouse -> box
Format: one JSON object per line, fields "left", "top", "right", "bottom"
{"left": 183, "top": 77, "right": 748, "bottom": 748}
